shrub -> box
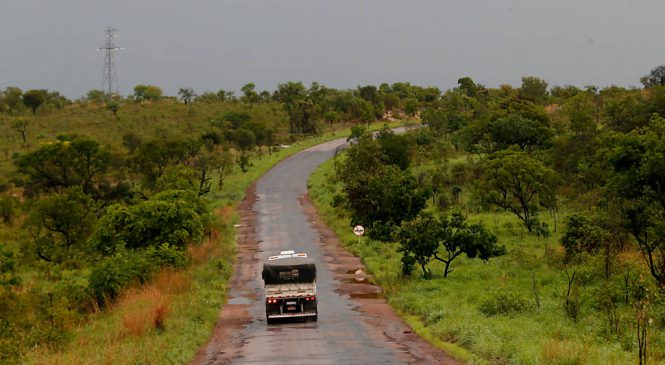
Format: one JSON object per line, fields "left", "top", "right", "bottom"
{"left": 479, "top": 291, "right": 532, "bottom": 316}
{"left": 88, "top": 251, "right": 155, "bottom": 304}
{"left": 146, "top": 243, "right": 191, "bottom": 269}
{"left": 0, "top": 196, "right": 18, "bottom": 225}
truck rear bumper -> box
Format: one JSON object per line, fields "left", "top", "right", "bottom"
{"left": 267, "top": 311, "right": 317, "bottom": 319}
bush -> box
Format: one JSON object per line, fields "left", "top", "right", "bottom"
{"left": 0, "top": 196, "right": 18, "bottom": 225}
{"left": 146, "top": 243, "right": 191, "bottom": 269}
{"left": 479, "top": 291, "right": 532, "bottom": 316}
{"left": 88, "top": 251, "right": 154, "bottom": 303}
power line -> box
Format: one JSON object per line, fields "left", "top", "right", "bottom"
{"left": 98, "top": 26, "right": 122, "bottom": 96}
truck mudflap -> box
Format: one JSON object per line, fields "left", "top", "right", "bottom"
{"left": 267, "top": 311, "right": 318, "bottom": 319}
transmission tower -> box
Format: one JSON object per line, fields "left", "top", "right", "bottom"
{"left": 98, "top": 26, "right": 122, "bottom": 96}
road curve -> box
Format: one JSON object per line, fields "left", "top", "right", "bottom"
{"left": 192, "top": 130, "right": 459, "bottom": 365}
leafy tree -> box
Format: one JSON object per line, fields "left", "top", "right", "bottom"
{"left": 397, "top": 212, "right": 504, "bottom": 277}
{"left": 488, "top": 114, "right": 554, "bottom": 151}
{"left": 286, "top": 99, "right": 320, "bottom": 134}
{"left": 273, "top": 82, "right": 307, "bottom": 104}
{"left": 229, "top": 128, "right": 256, "bottom": 172}
{"left": 561, "top": 214, "right": 609, "bottom": 260}
{"left": 338, "top": 134, "right": 428, "bottom": 239}
{"left": 422, "top": 107, "right": 469, "bottom": 136}
{"left": 457, "top": 77, "right": 479, "bottom": 98}
{"left": 563, "top": 93, "right": 596, "bottom": 135}
{"left": 0, "top": 196, "right": 19, "bottom": 224}
{"left": 404, "top": 98, "right": 419, "bottom": 116}
{"left": 395, "top": 214, "right": 439, "bottom": 276}
{"left": 216, "top": 149, "right": 235, "bottom": 190}
{"left": 376, "top": 128, "right": 413, "bottom": 170}
{"left": 641, "top": 65, "right": 665, "bottom": 87}
{"left": 107, "top": 100, "right": 120, "bottom": 120}
{"left": 478, "top": 149, "right": 557, "bottom": 234}
{"left": 11, "top": 118, "right": 28, "bottom": 145}
{"left": 85, "top": 89, "right": 106, "bottom": 104}
{"left": 519, "top": 76, "right": 549, "bottom": 104}
{"left": 90, "top": 190, "right": 205, "bottom": 254}
{"left": 323, "top": 110, "right": 339, "bottom": 127}
{"left": 0, "top": 86, "right": 23, "bottom": 112}
{"left": 241, "top": 83, "right": 259, "bottom": 104}
{"left": 604, "top": 115, "right": 665, "bottom": 288}
{"left": 131, "top": 138, "right": 198, "bottom": 186}
{"left": 16, "top": 135, "right": 112, "bottom": 196}
{"left": 177, "top": 88, "right": 196, "bottom": 104}
{"left": 191, "top": 150, "right": 227, "bottom": 196}
{"left": 222, "top": 111, "right": 252, "bottom": 128}
{"left": 0, "top": 246, "right": 19, "bottom": 287}
{"left": 26, "top": 187, "right": 96, "bottom": 263}
{"left": 22, "top": 89, "right": 47, "bottom": 114}
{"left": 133, "top": 85, "right": 162, "bottom": 102}
{"left": 382, "top": 93, "right": 400, "bottom": 111}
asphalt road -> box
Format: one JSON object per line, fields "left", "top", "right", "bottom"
{"left": 193, "top": 128, "right": 457, "bottom": 365}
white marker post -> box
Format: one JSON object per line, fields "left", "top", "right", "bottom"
{"left": 353, "top": 224, "right": 365, "bottom": 245}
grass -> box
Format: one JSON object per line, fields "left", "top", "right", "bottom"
{"left": 308, "top": 156, "right": 665, "bottom": 365}
{"left": 15, "top": 101, "right": 411, "bottom": 364}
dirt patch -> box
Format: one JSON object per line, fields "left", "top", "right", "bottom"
{"left": 189, "top": 185, "right": 259, "bottom": 365}
{"left": 299, "top": 194, "right": 462, "bottom": 365}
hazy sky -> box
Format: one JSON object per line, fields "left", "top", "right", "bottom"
{"left": 1, "top": 0, "right": 664, "bottom": 98}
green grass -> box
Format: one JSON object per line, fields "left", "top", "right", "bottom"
{"left": 15, "top": 105, "right": 410, "bottom": 364}
{"left": 308, "top": 156, "right": 665, "bottom": 365}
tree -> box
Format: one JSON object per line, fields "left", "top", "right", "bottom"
{"left": 488, "top": 114, "right": 554, "bottom": 151}
{"left": 216, "top": 149, "right": 235, "bottom": 190}
{"left": 26, "top": 187, "right": 96, "bottom": 263}
{"left": 604, "top": 115, "right": 665, "bottom": 288}
{"left": 22, "top": 89, "right": 47, "bottom": 114}
{"left": 107, "top": 100, "right": 120, "bottom": 120}
{"left": 130, "top": 138, "right": 200, "bottom": 186}
{"left": 16, "top": 135, "right": 112, "bottom": 196}
{"left": 86, "top": 89, "right": 106, "bottom": 103}
{"left": 11, "top": 118, "right": 28, "bottom": 145}
{"left": 178, "top": 88, "right": 196, "bottom": 104}
{"left": 323, "top": 110, "right": 339, "bottom": 127}
{"left": 404, "top": 98, "right": 419, "bottom": 116}
{"left": 642, "top": 65, "right": 665, "bottom": 87}
{"left": 1, "top": 86, "right": 23, "bottom": 112}
{"left": 519, "top": 76, "right": 549, "bottom": 104}
{"left": 457, "top": 77, "right": 479, "bottom": 98}
{"left": 90, "top": 190, "right": 205, "bottom": 254}
{"left": 133, "top": 85, "right": 162, "bottom": 102}
{"left": 241, "top": 83, "right": 259, "bottom": 104}
{"left": 338, "top": 134, "right": 428, "bottom": 239}
{"left": 376, "top": 128, "right": 413, "bottom": 170}
{"left": 286, "top": 99, "right": 321, "bottom": 134}
{"left": 422, "top": 107, "right": 469, "bottom": 136}
{"left": 229, "top": 128, "right": 256, "bottom": 172}
{"left": 397, "top": 212, "right": 505, "bottom": 277}
{"left": 478, "top": 149, "right": 557, "bottom": 234}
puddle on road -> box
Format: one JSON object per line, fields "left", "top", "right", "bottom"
{"left": 349, "top": 292, "right": 382, "bottom": 299}
{"left": 227, "top": 296, "right": 252, "bottom": 305}
{"left": 341, "top": 277, "right": 373, "bottom": 284}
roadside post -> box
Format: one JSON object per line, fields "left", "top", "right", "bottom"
{"left": 353, "top": 224, "right": 365, "bottom": 245}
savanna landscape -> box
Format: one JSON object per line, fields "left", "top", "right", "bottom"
{"left": 2, "top": 71, "right": 665, "bottom": 364}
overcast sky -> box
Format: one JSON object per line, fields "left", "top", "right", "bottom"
{"left": 1, "top": 0, "right": 664, "bottom": 98}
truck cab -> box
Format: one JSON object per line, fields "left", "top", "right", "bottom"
{"left": 262, "top": 250, "right": 318, "bottom": 324}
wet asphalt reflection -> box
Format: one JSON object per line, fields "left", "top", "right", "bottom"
{"left": 230, "top": 137, "right": 417, "bottom": 364}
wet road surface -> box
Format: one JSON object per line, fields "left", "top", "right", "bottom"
{"left": 192, "top": 131, "right": 459, "bottom": 365}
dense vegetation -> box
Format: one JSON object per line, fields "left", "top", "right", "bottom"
{"left": 0, "top": 82, "right": 424, "bottom": 363}
{"left": 311, "top": 69, "right": 665, "bottom": 364}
